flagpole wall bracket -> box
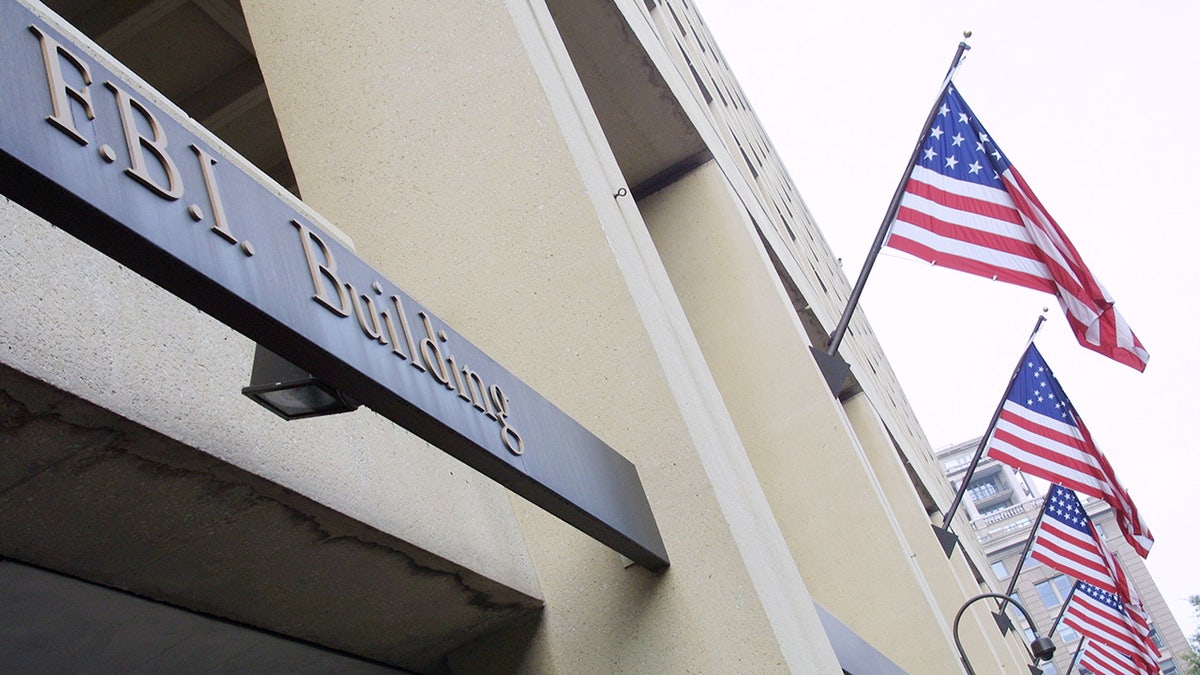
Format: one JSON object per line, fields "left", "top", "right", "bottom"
{"left": 809, "top": 346, "right": 851, "bottom": 397}
{"left": 932, "top": 523, "right": 959, "bottom": 558}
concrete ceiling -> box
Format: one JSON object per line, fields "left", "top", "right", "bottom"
{"left": 42, "top": 0, "right": 710, "bottom": 205}
{"left": 42, "top": 0, "right": 297, "bottom": 193}
{"left": 544, "top": 0, "right": 710, "bottom": 199}
{"left": 0, "top": 361, "right": 541, "bottom": 673}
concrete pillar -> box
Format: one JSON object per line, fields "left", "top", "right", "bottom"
{"left": 845, "top": 393, "right": 1030, "bottom": 673}
{"left": 641, "top": 160, "right": 965, "bottom": 673}
{"left": 240, "top": 1, "right": 837, "bottom": 672}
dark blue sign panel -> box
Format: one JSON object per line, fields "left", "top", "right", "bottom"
{"left": 0, "top": 2, "right": 667, "bottom": 570}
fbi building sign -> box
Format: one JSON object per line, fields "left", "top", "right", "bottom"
{"left": 0, "top": 2, "right": 668, "bottom": 570}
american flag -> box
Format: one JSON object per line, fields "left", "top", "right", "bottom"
{"left": 885, "top": 86, "right": 1149, "bottom": 371}
{"left": 1032, "top": 486, "right": 1158, "bottom": 667}
{"left": 1080, "top": 638, "right": 1151, "bottom": 675}
{"left": 986, "top": 344, "right": 1152, "bottom": 557}
{"left": 1031, "top": 486, "right": 1122, "bottom": 595}
{"left": 1062, "top": 582, "right": 1160, "bottom": 673}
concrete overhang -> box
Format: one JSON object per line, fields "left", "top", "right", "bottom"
{"left": 544, "top": 0, "right": 711, "bottom": 199}
{"left": 0, "top": 363, "right": 541, "bottom": 673}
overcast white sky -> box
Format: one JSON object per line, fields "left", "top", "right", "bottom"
{"left": 698, "top": 0, "right": 1199, "bottom": 643}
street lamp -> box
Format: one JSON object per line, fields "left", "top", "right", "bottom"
{"left": 954, "top": 592, "right": 1056, "bottom": 675}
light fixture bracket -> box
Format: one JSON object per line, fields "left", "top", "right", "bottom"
{"left": 241, "top": 345, "right": 359, "bottom": 420}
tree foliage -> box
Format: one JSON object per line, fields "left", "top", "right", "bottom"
{"left": 1185, "top": 595, "right": 1200, "bottom": 675}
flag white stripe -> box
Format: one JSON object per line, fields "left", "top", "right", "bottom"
{"left": 1003, "top": 175, "right": 1090, "bottom": 291}
{"left": 999, "top": 401, "right": 1090, "bottom": 444}
{"left": 991, "top": 391, "right": 1152, "bottom": 557}
{"left": 991, "top": 415, "right": 1108, "bottom": 476}
{"left": 989, "top": 437, "right": 1116, "bottom": 499}
{"left": 897, "top": 189, "right": 1030, "bottom": 241}
{"left": 1033, "top": 521, "right": 1115, "bottom": 589}
{"left": 885, "top": 88, "right": 1150, "bottom": 371}
{"left": 909, "top": 164, "right": 1017, "bottom": 207}
{"left": 992, "top": 406, "right": 1110, "bottom": 478}
{"left": 1001, "top": 170, "right": 1084, "bottom": 265}
{"left": 1066, "top": 591, "right": 1158, "bottom": 668}
{"left": 1082, "top": 639, "right": 1145, "bottom": 675}
{"left": 888, "top": 218, "right": 1055, "bottom": 279}
{"left": 990, "top": 419, "right": 1101, "bottom": 474}
{"left": 988, "top": 431, "right": 1110, "bottom": 490}
{"left": 1066, "top": 605, "right": 1143, "bottom": 657}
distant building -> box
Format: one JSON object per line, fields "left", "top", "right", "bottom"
{"left": 938, "top": 438, "right": 1193, "bottom": 674}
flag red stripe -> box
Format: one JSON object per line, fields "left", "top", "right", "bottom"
{"left": 988, "top": 403, "right": 1148, "bottom": 549}
{"left": 1004, "top": 169, "right": 1106, "bottom": 301}
{"left": 894, "top": 204, "right": 1046, "bottom": 259}
{"left": 989, "top": 433, "right": 1108, "bottom": 489}
{"left": 1065, "top": 591, "right": 1160, "bottom": 671}
{"left": 1032, "top": 531, "right": 1113, "bottom": 580}
{"left": 987, "top": 437, "right": 1152, "bottom": 556}
{"left": 1082, "top": 639, "right": 1145, "bottom": 675}
{"left": 996, "top": 405, "right": 1087, "bottom": 448}
{"left": 882, "top": 87, "right": 1149, "bottom": 371}
{"left": 989, "top": 420, "right": 1111, "bottom": 489}
{"left": 885, "top": 234, "right": 1056, "bottom": 292}
{"left": 1031, "top": 542, "right": 1117, "bottom": 595}
{"left": 901, "top": 177, "right": 1023, "bottom": 223}
{"left": 1065, "top": 606, "right": 1143, "bottom": 659}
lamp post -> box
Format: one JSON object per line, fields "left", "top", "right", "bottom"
{"left": 954, "top": 593, "right": 1056, "bottom": 675}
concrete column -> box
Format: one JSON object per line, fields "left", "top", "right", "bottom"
{"left": 240, "top": 1, "right": 835, "bottom": 672}
{"left": 641, "top": 160, "right": 966, "bottom": 673}
{"left": 844, "top": 393, "right": 1030, "bottom": 673}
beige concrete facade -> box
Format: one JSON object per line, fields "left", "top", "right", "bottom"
{"left": 641, "top": 163, "right": 961, "bottom": 672}
{"left": 0, "top": 0, "right": 1039, "bottom": 672}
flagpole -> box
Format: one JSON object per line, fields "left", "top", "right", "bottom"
{"left": 1048, "top": 583, "right": 1079, "bottom": 639}
{"left": 992, "top": 494, "right": 1051, "bottom": 635}
{"left": 1063, "top": 637, "right": 1086, "bottom": 675}
{"left": 810, "top": 34, "right": 973, "bottom": 393}
{"left": 932, "top": 313, "right": 1047, "bottom": 557}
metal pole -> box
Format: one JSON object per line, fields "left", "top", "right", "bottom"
{"left": 994, "top": 495, "right": 1051, "bottom": 634}
{"left": 932, "top": 314, "right": 1047, "bottom": 557}
{"left": 824, "top": 37, "right": 971, "bottom": 358}
{"left": 1047, "top": 582, "right": 1079, "bottom": 639}
{"left": 954, "top": 592, "right": 1055, "bottom": 675}
{"left": 1063, "top": 637, "right": 1087, "bottom": 675}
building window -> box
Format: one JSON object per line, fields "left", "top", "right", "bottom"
{"left": 1058, "top": 624, "right": 1078, "bottom": 643}
{"left": 1002, "top": 517, "right": 1032, "bottom": 535}
{"left": 1160, "top": 658, "right": 1177, "bottom": 675}
{"left": 1035, "top": 575, "right": 1073, "bottom": 609}
{"left": 1010, "top": 590, "right": 1024, "bottom": 614}
{"left": 1053, "top": 574, "right": 1073, "bottom": 599}
{"left": 1040, "top": 662, "right": 1060, "bottom": 675}
{"left": 991, "top": 560, "right": 1009, "bottom": 580}
{"left": 943, "top": 455, "right": 971, "bottom": 472}
{"left": 1150, "top": 627, "right": 1164, "bottom": 649}
{"left": 979, "top": 499, "right": 1014, "bottom": 516}
{"left": 967, "top": 474, "right": 1004, "bottom": 500}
